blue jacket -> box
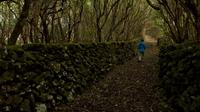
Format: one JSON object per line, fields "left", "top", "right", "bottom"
{"left": 137, "top": 41, "right": 146, "bottom": 52}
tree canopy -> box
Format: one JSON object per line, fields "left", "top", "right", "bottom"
{"left": 147, "top": 0, "right": 200, "bottom": 43}
{"left": 0, "top": 0, "right": 152, "bottom": 45}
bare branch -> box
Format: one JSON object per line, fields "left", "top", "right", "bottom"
{"left": 146, "top": 0, "right": 160, "bottom": 10}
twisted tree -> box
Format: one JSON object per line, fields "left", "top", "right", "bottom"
{"left": 0, "top": 0, "right": 152, "bottom": 45}
{"left": 146, "top": 0, "right": 200, "bottom": 43}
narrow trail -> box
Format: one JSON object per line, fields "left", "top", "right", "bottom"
{"left": 57, "top": 42, "right": 160, "bottom": 112}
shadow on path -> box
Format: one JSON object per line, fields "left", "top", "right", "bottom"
{"left": 58, "top": 43, "right": 160, "bottom": 112}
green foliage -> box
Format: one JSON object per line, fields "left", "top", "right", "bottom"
{"left": 159, "top": 43, "right": 200, "bottom": 112}
{"left": 0, "top": 42, "right": 135, "bottom": 111}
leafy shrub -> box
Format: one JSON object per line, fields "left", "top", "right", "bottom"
{"left": 159, "top": 43, "right": 200, "bottom": 112}
{"left": 0, "top": 42, "right": 135, "bottom": 111}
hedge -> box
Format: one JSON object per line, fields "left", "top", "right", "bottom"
{"left": 0, "top": 42, "right": 136, "bottom": 111}
{"left": 159, "top": 43, "right": 200, "bottom": 112}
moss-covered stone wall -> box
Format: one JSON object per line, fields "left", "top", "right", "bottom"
{"left": 159, "top": 43, "right": 200, "bottom": 112}
{"left": 0, "top": 42, "right": 135, "bottom": 111}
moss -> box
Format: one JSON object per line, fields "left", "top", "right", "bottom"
{"left": 159, "top": 43, "right": 200, "bottom": 112}
{"left": 0, "top": 42, "right": 135, "bottom": 110}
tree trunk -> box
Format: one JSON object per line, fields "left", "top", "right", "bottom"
{"left": 58, "top": 18, "right": 65, "bottom": 41}
{"left": 74, "top": 23, "right": 80, "bottom": 42}
{"left": 29, "top": 21, "right": 34, "bottom": 43}
{"left": 43, "top": 19, "right": 49, "bottom": 43}
{"left": 8, "top": 0, "right": 31, "bottom": 45}
{"left": 96, "top": 18, "right": 102, "bottom": 42}
{"left": 195, "top": 19, "right": 200, "bottom": 42}
{"left": 97, "top": 27, "right": 102, "bottom": 42}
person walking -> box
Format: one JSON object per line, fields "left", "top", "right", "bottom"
{"left": 137, "top": 39, "right": 146, "bottom": 62}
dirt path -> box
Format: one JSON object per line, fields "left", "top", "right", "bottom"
{"left": 57, "top": 43, "right": 160, "bottom": 112}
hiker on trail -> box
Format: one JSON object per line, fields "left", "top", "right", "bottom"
{"left": 137, "top": 39, "right": 146, "bottom": 62}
